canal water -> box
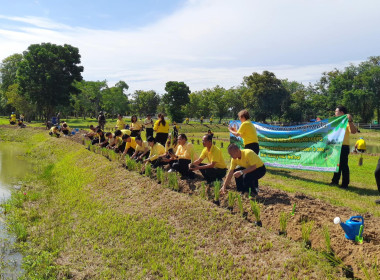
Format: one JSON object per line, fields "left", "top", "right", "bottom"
{"left": 0, "top": 141, "right": 29, "bottom": 279}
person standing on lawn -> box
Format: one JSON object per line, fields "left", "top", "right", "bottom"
{"left": 144, "top": 114, "right": 154, "bottom": 140}
{"left": 154, "top": 113, "right": 170, "bottom": 146}
{"left": 330, "top": 105, "right": 357, "bottom": 189}
{"left": 228, "top": 109, "right": 259, "bottom": 155}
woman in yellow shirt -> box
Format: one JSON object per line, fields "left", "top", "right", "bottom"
{"left": 130, "top": 115, "right": 142, "bottom": 137}
{"left": 228, "top": 109, "right": 259, "bottom": 154}
{"left": 153, "top": 113, "right": 170, "bottom": 146}
{"left": 115, "top": 114, "right": 126, "bottom": 130}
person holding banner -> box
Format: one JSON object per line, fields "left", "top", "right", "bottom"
{"left": 228, "top": 109, "right": 259, "bottom": 154}
{"left": 330, "top": 106, "right": 357, "bottom": 189}
{"left": 220, "top": 144, "right": 266, "bottom": 196}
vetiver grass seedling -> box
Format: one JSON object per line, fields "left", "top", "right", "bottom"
{"left": 136, "top": 161, "right": 142, "bottom": 173}
{"left": 126, "top": 157, "right": 136, "bottom": 171}
{"left": 156, "top": 167, "right": 164, "bottom": 184}
{"left": 301, "top": 220, "right": 314, "bottom": 249}
{"left": 250, "top": 200, "right": 262, "bottom": 227}
{"left": 322, "top": 225, "right": 332, "bottom": 253}
{"left": 145, "top": 163, "right": 152, "bottom": 178}
{"left": 237, "top": 194, "right": 247, "bottom": 219}
{"left": 227, "top": 191, "right": 236, "bottom": 211}
{"left": 279, "top": 212, "right": 289, "bottom": 236}
{"left": 168, "top": 172, "right": 179, "bottom": 191}
{"left": 213, "top": 180, "right": 221, "bottom": 206}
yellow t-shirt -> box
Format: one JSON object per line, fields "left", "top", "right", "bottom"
{"left": 200, "top": 145, "right": 227, "bottom": 169}
{"left": 116, "top": 119, "right": 126, "bottom": 130}
{"left": 144, "top": 118, "right": 153, "bottom": 129}
{"left": 176, "top": 142, "right": 195, "bottom": 161}
{"left": 149, "top": 143, "right": 166, "bottom": 161}
{"left": 121, "top": 129, "right": 131, "bottom": 136}
{"left": 126, "top": 137, "right": 137, "bottom": 150}
{"left": 154, "top": 120, "right": 170, "bottom": 133}
{"left": 343, "top": 124, "right": 351, "bottom": 146}
{"left": 165, "top": 142, "right": 179, "bottom": 153}
{"left": 50, "top": 127, "right": 58, "bottom": 133}
{"left": 10, "top": 114, "right": 16, "bottom": 122}
{"left": 131, "top": 121, "right": 142, "bottom": 131}
{"left": 229, "top": 149, "right": 264, "bottom": 170}
{"left": 136, "top": 141, "right": 149, "bottom": 152}
{"left": 355, "top": 139, "right": 366, "bottom": 150}
{"left": 237, "top": 120, "right": 258, "bottom": 146}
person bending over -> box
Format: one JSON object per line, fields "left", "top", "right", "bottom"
{"left": 120, "top": 134, "right": 137, "bottom": 156}
{"left": 220, "top": 144, "right": 266, "bottom": 197}
{"left": 190, "top": 134, "right": 227, "bottom": 184}
{"left": 169, "top": 134, "right": 196, "bottom": 179}
{"left": 49, "top": 126, "right": 60, "bottom": 138}
{"left": 142, "top": 136, "right": 166, "bottom": 170}
{"left": 131, "top": 136, "right": 150, "bottom": 161}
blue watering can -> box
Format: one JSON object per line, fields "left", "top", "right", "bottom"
{"left": 336, "top": 216, "right": 364, "bottom": 240}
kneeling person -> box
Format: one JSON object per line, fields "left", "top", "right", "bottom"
{"left": 131, "top": 136, "right": 150, "bottom": 161}
{"left": 221, "top": 144, "right": 266, "bottom": 196}
{"left": 121, "top": 134, "right": 137, "bottom": 156}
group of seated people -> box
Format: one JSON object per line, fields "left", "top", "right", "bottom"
{"left": 84, "top": 122, "right": 266, "bottom": 196}
{"left": 49, "top": 121, "right": 71, "bottom": 137}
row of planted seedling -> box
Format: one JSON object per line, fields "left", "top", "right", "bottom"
{"left": 83, "top": 139, "right": 356, "bottom": 277}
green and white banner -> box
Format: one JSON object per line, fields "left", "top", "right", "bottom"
{"left": 230, "top": 115, "right": 348, "bottom": 172}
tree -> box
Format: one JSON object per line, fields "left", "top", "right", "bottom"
{"left": 207, "top": 86, "right": 229, "bottom": 122}
{"left": 242, "top": 71, "right": 289, "bottom": 122}
{"left": 163, "top": 81, "right": 190, "bottom": 123}
{"left": 131, "top": 90, "right": 160, "bottom": 116}
{"left": 1, "top": 53, "right": 23, "bottom": 92}
{"left": 17, "top": 43, "right": 84, "bottom": 120}
{"left": 101, "top": 85, "right": 130, "bottom": 116}
{"left": 74, "top": 80, "right": 107, "bottom": 117}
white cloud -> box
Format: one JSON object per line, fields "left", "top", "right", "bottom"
{"left": 0, "top": 0, "right": 379, "bottom": 93}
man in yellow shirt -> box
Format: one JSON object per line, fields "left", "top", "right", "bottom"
{"left": 330, "top": 106, "right": 357, "bottom": 189}
{"left": 121, "top": 134, "right": 137, "bottom": 156}
{"left": 190, "top": 134, "right": 227, "bottom": 184}
{"left": 144, "top": 114, "right": 154, "bottom": 140}
{"left": 221, "top": 144, "right": 266, "bottom": 196}
{"left": 354, "top": 137, "right": 366, "bottom": 153}
{"left": 164, "top": 134, "right": 196, "bottom": 179}
{"left": 131, "top": 135, "right": 150, "bottom": 161}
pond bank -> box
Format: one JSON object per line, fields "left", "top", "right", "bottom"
{"left": 0, "top": 127, "right": 352, "bottom": 279}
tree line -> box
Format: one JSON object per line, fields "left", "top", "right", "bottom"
{"left": 1, "top": 42, "right": 379, "bottom": 123}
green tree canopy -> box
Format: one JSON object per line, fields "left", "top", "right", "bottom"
{"left": 17, "top": 43, "right": 84, "bottom": 119}
{"left": 163, "top": 81, "right": 190, "bottom": 123}
{"left": 131, "top": 90, "right": 160, "bottom": 116}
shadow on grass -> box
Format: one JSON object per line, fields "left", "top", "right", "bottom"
{"left": 267, "top": 169, "right": 380, "bottom": 197}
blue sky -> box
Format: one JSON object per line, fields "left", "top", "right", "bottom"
{"left": 1, "top": 0, "right": 380, "bottom": 93}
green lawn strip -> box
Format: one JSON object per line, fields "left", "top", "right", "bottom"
{"left": 1, "top": 128, "right": 342, "bottom": 279}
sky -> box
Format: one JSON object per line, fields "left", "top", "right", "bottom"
{"left": 1, "top": 0, "right": 380, "bottom": 94}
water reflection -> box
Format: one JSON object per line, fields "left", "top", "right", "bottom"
{"left": 0, "top": 142, "right": 29, "bottom": 279}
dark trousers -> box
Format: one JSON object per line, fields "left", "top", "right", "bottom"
{"left": 234, "top": 165, "right": 266, "bottom": 193}
{"left": 172, "top": 159, "right": 193, "bottom": 177}
{"left": 132, "top": 151, "right": 150, "bottom": 161}
{"left": 332, "top": 145, "right": 350, "bottom": 187}
{"left": 145, "top": 128, "right": 153, "bottom": 140}
{"left": 131, "top": 130, "right": 140, "bottom": 137}
{"left": 245, "top": 142, "right": 260, "bottom": 155}
{"left": 375, "top": 158, "right": 380, "bottom": 193}
{"left": 199, "top": 164, "right": 227, "bottom": 183}
{"left": 155, "top": 133, "right": 168, "bottom": 146}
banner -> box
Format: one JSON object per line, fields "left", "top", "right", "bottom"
{"left": 230, "top": 115, "right": 348, "bottom": 172}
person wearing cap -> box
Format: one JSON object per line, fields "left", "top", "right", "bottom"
{"left": 354, "top": 137, "right": 366, "bottom": 153}
{"left": 144, "top": 114, "right": 154, "bottom": 140}
{"left": 189, "top": 134, "right": 227, "bottom": 184}
{"left": 220, "top": 144, "right": 266, "bottom": 196}
{"left": 98, "top": 111, "right": 106, "bottom": 130}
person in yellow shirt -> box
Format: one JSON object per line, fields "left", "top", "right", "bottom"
{"left": 209, "top": 117, "right": 213, "bottom": 125}
{"left": 190, "top": 134, "right": 227, "bottom": 184}
{"left": 153, "top": 113, "right": 170, "bottom": 146}
{"left": 144, "top": 114, "right": 154, "bottom": 140}
{"left": 10, "top": 112, "right": 16, "bottom": 125}
{"left": 115, "top": 114, "right": 126, "bottom": 130}
{"left": 200, "top": 116, "right": 204, "bottom": 125}
{"left": 49, "top": 126, "right": 60, "bottom": 137}
{"left": 168, "top": 134, "right": 196, "bottom": 179}
{"left": 120, "top": 134, "right": 137, "bottom": 156}
{"left": 61, "top": 123, "right": 70, "bottom": 136}
{"left": 330, "top": 106, "right": 357, "bottom": 189}
{"left": 131, "top": 135, "right": 150, "bottom": 161}
{"left": 142, "top": 136, "right": 166, "bottom": 171}
{"left": 185, "top": 117, "right": 189, "bottom": 124}
{"left": 130, "top": 115, "right": 142, "bottom": 137}
{"left": 354, "top": 137, "right": 366, "bottom": 153}
{"left": 228, "top": 109, "right": 259, "bottom": 154}
{"left": 220, "top": 144, "right": 266, "bottom": 196}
